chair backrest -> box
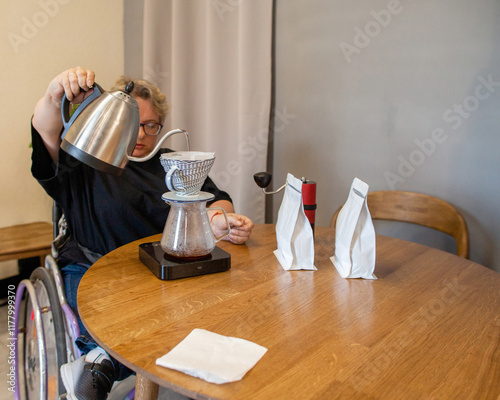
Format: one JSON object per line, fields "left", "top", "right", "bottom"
{"left": 330, "top": 191, "right": 469, "bottom": 258}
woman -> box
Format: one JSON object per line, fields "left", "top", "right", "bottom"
{"left": 31, "top": 67, "right": 254, "bottom": 399}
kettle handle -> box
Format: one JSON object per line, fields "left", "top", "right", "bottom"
{"left": 207, "top": 207, "right": 232, "bottom": 242}
{"left": 60, "top": 83, "right": 104, "bottom": 139}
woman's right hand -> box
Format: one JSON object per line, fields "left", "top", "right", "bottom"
{"left": 32, "top": 67, "right": 96, "bottom": 163}
{"left": 46, "top": 67, "right": 96, "bottom": 106}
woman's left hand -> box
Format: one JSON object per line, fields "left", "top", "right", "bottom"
{"left": 211, "top": 213, "right": 254, "bottom": 244}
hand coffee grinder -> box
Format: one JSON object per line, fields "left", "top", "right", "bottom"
{"left": 254, "top": 172, "right": 317, "bottom": 233}
{"left": 139, "top": 152, "right": 232, "bottom": 280}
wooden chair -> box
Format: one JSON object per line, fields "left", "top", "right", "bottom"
{"left": 0, "top": 222, "right": 53, "bottom": 264}
{"left": 0, "top": 204, "right": 60, "bottom": 266}
{"left": 330, "top": 191, "right": 469, "bottom": 259}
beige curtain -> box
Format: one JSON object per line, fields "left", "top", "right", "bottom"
{"left": 142, "top": 0, "right": 273, "bottom": 222}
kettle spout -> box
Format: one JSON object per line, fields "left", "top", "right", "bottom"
{"left": 128, "top": 129, "right": 190, "bottom": 162}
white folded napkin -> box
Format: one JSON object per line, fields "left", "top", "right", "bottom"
{"left": 156, "top": 329, "right": 268, "bottom": 384}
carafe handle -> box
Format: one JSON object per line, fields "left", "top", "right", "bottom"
{"left": 207, "top": 207, "right": 232, "bottom": 242}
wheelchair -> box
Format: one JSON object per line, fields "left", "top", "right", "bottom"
{"left": 13, "top": 256, "right": 80, "bottom": 399}
{"left": 13, "top": 209, "right": 136, "bottom": 400}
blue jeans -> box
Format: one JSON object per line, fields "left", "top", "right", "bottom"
{"left": 62, "top": 263, "right": 133, "bottom": 381}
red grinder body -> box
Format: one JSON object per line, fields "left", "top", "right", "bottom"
{"left": 302, "top": 180, "right": 316, "bottom": 233}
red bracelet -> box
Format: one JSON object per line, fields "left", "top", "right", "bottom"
{"left": 210, "top": 212, "right": 221, "bottom": 223}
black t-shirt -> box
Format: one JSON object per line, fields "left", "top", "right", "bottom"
{"left": 31, "top": 124, "right": 232, "bottom": 266}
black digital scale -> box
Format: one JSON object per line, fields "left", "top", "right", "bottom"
{"left": 139, "top": 241, "right": 231, "bottom": 280}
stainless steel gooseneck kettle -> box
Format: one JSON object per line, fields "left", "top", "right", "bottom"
{"left": 60, "top": 82, "right": 188, "bottom": 176}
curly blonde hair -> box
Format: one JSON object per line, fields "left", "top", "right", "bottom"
{"left": 112, "top": 76, "right": 170, "bottom": 123}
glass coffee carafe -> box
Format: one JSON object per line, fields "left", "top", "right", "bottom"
{"left": 159, "top": 151, "right": 231, "bottom": 259}
{"left": 160, "top": 195, "right": 230, "bottom": 258}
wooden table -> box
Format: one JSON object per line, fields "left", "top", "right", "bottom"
{"left": 78, "top": 224, "right": 500, "bottom": 400}
{"left": 0, "top": 222, "right": 53, "bottom": 263}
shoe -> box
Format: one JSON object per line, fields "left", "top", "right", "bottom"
{"left": 61, "top": 348, "right": 116, "bottom": 400}
{"left": 60, "top": 355, "right": 85, "bottom": 400}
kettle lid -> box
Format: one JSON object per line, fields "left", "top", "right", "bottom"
{"left": 108, "top": 81, "right": 138, "bottom": 108}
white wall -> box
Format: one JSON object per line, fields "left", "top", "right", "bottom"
{"left": 0, "top": 0, "right": 124, "bottom": 277}
{"left": 272, "top": 0, "right": 500, "bottom": 271}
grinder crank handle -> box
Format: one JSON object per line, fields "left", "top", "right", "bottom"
{"left": 253, "top": 172, "right": 286, "bottom": 195}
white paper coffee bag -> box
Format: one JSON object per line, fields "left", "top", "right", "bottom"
{"left": 274, "top": 173, "right": 316, "bottom": 271}
{"left": 331, "top": 177, "right": 376, "bottom": 279}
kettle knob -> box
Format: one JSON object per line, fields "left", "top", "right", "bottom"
{"left": 253, "top": 172, "right": 272, "bottom": 188}
{"left": 125, "top": 81, "right": 134, "bottom": 94}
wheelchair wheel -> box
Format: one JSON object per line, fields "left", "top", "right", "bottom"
{"left": 16, "top": 267, "right": 67, "bottom": 399}
{"left": 45, "top": 255, "right": 82, "bottom": 362}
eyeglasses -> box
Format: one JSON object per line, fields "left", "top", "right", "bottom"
{"left": 140, "top": 122, "right": 163, "bottom": 136}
